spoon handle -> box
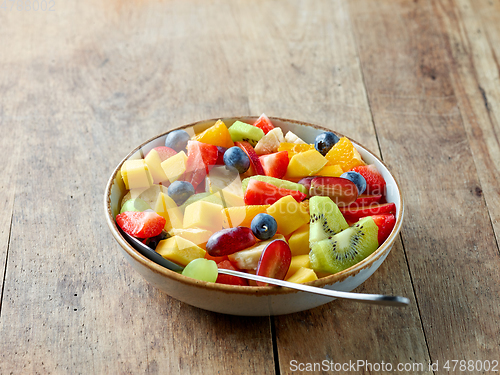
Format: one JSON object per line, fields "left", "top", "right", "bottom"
{"left": 218, "top": 269, "right": 409, "bottom": 307}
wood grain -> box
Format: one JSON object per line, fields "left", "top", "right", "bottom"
{"left": 350, "top": 0, "right": 500, "bottom": 367}
{"left": 0, "top": 0, "right": 499, "bottom": 373}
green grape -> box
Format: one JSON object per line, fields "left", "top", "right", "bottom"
{"left": 120, "top": 198, "right": 151, "bottom": 214}
{"left": 182, "top": 258, "right": 218, "bottom": 283}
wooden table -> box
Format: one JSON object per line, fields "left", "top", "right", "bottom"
{"left": 1, "top": 0, "right": 499, "bottom": 373}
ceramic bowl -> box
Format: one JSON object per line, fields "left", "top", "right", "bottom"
{"left": 104, "top": 117, "right": 404, "bottom": 316}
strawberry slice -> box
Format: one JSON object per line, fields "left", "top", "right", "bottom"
{"left": 244, "top": 179, "right": 307, "bottom": 205}
{"left": 348, "top": 194, "right": 383, "bottom": 207}
{"left": 252, "top": 113, "right": 275, "bottom": 134}
{"left": 216, "top": 260, "right": 249, "bottom": 286}
{"left": 235, "top": 141, "right": 265, "bottom": 176}
{"left": 256, "top": 240, "right": 292, "bottom": 286}
{"left": 116, "top": 211, "right": 166, "bottom": 238}
{"left": 340, "top": 202, "right": 396, "bottom": 222}
{"left": 351, "top": 164, "right": 386, "bottom": 195}
{"left": 259, "top": 151, "right": 289, "bottom": 179}
{"left": 184, "top": 140, "right": 218, "bottom": 188}
{"left": 371, "top": 214, "right": 396, "bottom": 245}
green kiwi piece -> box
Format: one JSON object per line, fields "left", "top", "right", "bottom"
{"left": 241, "top": 176, "right": 308, "bottom": 195}
{"left": 228, "top": 121, "right": 265, "bottom": 146}
{"left": 309, "top": 217, "right": 379, "bottom": 274}
{"left": 309, "top": 196, "right": 348, "bottom": 244}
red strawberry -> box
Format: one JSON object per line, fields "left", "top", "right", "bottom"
{"left": 116, "top": 211, "right": 166, "bottom": 238}
{"left": 371, "top": 214, "right": 396, "bottom": 245}
{"left": 259, "top": 151, "right": 289, "bottom": 179}
{"left": 351, "top": 164, "right": 386, "bottom": 195}
{"left": 340, "top": 202, "right": 396, "bottom": 222}
{"left": 235, "top": 141, "right": 265, "bottom": 176}
{"left": 184, "top": 141, "right": 218, "bottom": 188}
{"left": 216, "top": 260, "right": 249, "bottom": 286}
{"left": 244, "top": 179, "right": 307, "bottom": 205}
{"left": 252, "top": 113, "right": 275, "bottom": 134}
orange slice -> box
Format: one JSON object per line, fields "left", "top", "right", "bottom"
{"left": 324, "top": 137, "right": 365, "bottom": 171}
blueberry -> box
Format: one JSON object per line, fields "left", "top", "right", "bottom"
{"left": 165, "top": 129, "right": 190, "bottom": 152}
{"left": 341, "top": 171, "right": 366, "bottom": 195}
{"left": 251, "top": 213, "right": 277, "bottom": 241}
{"left": 167, "top": 180, "right": 195, "bottom": 205}
{"left": 145, "top": 231, "right": 169, "bottom": 250}
{"left": 223, "top": 146, "right": 250, "bottom": 174}
{"left": 314, "top": 132, "right": 340, "bottom": 156}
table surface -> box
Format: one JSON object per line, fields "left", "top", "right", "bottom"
{"left": 1, "top": 0, "right": 500, "bottom": 374}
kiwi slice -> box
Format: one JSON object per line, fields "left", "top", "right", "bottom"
{"left": 309, "top": 217, "right": 379, "bottom": 274}
{"left": 309, "top": 196, "right": 348, "bottom": 243}
{"left": 241, "top": 176, "right": 308, "bottom": 195}
{"left": 228, "top": 121, "right": 265, "bottom": 146}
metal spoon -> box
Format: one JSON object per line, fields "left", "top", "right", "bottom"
{"left": 119, "top": 229, "right": 409, "bottom": 307}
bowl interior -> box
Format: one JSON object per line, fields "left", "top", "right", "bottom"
{"left": 104, "top": 116, "right": 404, "bottom": 296}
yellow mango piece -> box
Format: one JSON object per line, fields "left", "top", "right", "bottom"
{"left": 267, "top": 196, "right": 309, "bottom": 236}
{"left": 222, "top": 204, "right": 270, "bottom": 228}
{"left": 121, "top": 159, "right": 153, "bottom": 190}
{"left": 219, "top": 188, "right": 245, "bottom": 208}
{"left": 316, "top": 164, "right": 343, "bottom": 177}
{"left": 286, "top": 267, "right": 318, "bottom": 284}
{"left": 154, "top": 192, "right": 184, "bottom": 232}
{"left": 195, "top": 120, "right": 234, "bottom": 149}
{"left": 183, "top": 200, "right": 224, "bottom": 232}
{"left": 168, "top": 228, "right": 213, "bottom": 249}
{"left": 277, "top": 142, "right": 314, "bottom": 159}
{"left": 161, "top": 151, "right": 188, "bottom": 183}
{"left": 144, "top": 149, "right": 169, "bottom": 184}
{"left": 228, "top": 235, "right": 285, "bottom": 270}
{"left": 325, "top": 137, "right": 365, "bottom": 171}
{"left": 284, "top": 149, "right": 328, "bottom": 179}
{"left": 156, "top": 236, "right": 206, "bottom": 267}
{"left": 288, "top": 223, "right": 310, "bottom": 256}
{"left": 285, "top": 255, "right": 312, "bottom": 279}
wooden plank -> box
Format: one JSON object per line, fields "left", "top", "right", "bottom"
{"left": 0, "top": 1, "right": 276, "bottom": 373}
{"left": 349, "top": 0, "right": 500, "bottom": 367}
{"left": 433, "top": 0, "right": 500, "bottom": 246}
{"left": 256, "top": 1, "right": 431, "bottom": 374}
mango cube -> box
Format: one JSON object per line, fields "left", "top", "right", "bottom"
{"left": 156, "top": 236, "right": 206, "bottom": 267}
{"left": 168, "top": 228, "right": 213, "bottom": 249}
{"left": 316, "top": 164, "right": 343, "bottom": 177}
{"left": 161, "top": 151, "right": 188, "bottom": 183}
{"left": 285, "top": 255, "right": 311, "bottom": 279}
{"left": 183, "top": 200, "right": 223, "bottom": 232}
{"left": 267, "top": 196, "right": 309, "bottom": 236}
{"left": 288, "top": 223, "right": 310, "bottom": 256}
{"left": 222, "top": 204, "right": 270, "bottom": 228}
{"left": 284, "top": 149, "right": 327, "bottom": 179}
{"left": 154, "top": 192, "right": 184, "bottom": 232}
{"left": 144, "top": 149, "right": 169, "bottom": 184}
{"left": 121, "top": 159, "right": 153, "bottom": 190}
{"left": 195, "top": 120, "right": 234, "bottom": 149}
{"left": 286, "top": 267, "right": 318, "bottom": 284}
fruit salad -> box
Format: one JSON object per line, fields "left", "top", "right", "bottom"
{"left": 116, "top": 115, "right": 397, "bottom": 286}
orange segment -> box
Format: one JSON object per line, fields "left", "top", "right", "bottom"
{"left": 195, "top": 120, "right": 234, "bottom": 149}
{"left": 277, "top": 143, "right": 314, "bottom": 159}
{"left": 324, "top": 137, "right": 365, "bottom": 171}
